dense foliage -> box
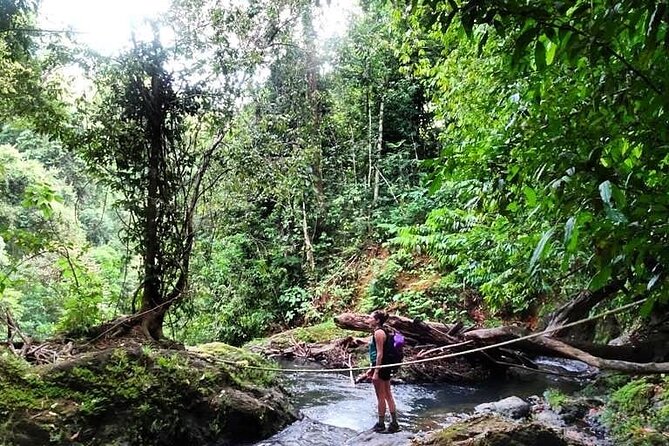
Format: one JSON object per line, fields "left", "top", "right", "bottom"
{"left": 0, "top": 0, "right": 667, "bottom": 350}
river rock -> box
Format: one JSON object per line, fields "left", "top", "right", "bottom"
{"left": 255, "top": 417, "right": 358, "bottom": 446}
{"left": 345, "top": 429, "right": 418, "bottom": 445}
{"left": 534, "top": 408, "right": 567, "bottom": 428}
{"left": 255, "top": 417, "right": 419, "bottom": 446}
{"left": 417, "top": 414, "right": 576, "bottom": 446}
{"left": 474, "top": 395, "right": 531, "bottom": 419}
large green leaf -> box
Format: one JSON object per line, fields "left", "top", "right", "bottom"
{"left": 529, "top": 228, "right": 554, "bottom": 272}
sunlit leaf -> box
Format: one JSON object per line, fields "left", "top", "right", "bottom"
{"left": 599, "top": 180, "right": 612, "bottom": 206}
{"left": 523, "top": 186, "right": 537, "bottom": 207}
{"left": 564, "top": 216, "right": 575, "bottom": 245}
{"left": 529, "top": 229, "right": 554, "bottom": 272}
{"left": 545, "top": 40, "right": 557, "bottom": 65}
{"left": 647, "top": 273, "right": 661, "bottom": 290}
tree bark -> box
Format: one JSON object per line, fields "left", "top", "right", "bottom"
{"left": 464, "top": 326, "right": 669, "bottom": 373}
{"left": 140, "top": 63, "right": 167, "bottom": 341}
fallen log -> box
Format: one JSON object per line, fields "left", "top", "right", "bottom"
{"left": 333, "top": 313, "right": 460, "bottom": 344}
{"left": 464, "top": 326, "right": 669, "bottom": 374}
{"left": 335, "top": 312, "right": 669, "bottom": 375}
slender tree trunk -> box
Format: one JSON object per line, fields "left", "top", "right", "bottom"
{"left": 302, "top": 200, "right": 315, "bottom": 271}
{"left": 373, "top": 98, "right": 384, "bottom": 203}
{"left": 305, "top": 40, "right": 324, "bottom": 205}
{"left": 350, "top": 126, "right": 357, "bottom": 184}
{"left": 367, "top": 85, "right": 373, "bottom": 189}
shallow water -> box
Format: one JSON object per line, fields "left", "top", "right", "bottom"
{"left": 273, "top": 358, "right": 585, "bottom": 434}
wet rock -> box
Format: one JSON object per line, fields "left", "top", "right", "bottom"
{"left": 255, "top": 417, "right": 357, "bottom": 446}
{"left": 534, "top": 408, "right": 567, "bottom": 428}
{"left": 529, "top": 396, "right": 611, "bottom": 445}
{"left": 345, "top": 429, "right": 418, "bottom": 445}
{"left": 474, "top": 396, "right": 531, "bottom": 419}
{"left": 255, "top": 417, "right": 420, "bottom": 446}
{"left": 558, "top": 400, "right": 589, "bottom": 424}
{"left": 417, "top": 414, "right": 575, "bottom": 446}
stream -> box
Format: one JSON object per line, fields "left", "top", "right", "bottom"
{"left": 253, "top": 358, "right": 591, "bottom": 446}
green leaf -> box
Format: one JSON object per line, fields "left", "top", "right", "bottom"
{"left": 647, "top": 273, "right": 660, "bottom": 290}
{"left": 599, "top": 180, "right": 612, "bottom": 206}
{"left": 523, "top": 185, "right": 537, "bottom": 207}
{"left": 512, "top": 26, "right": 538, "bottom": 66}
{"left": 611, "top": 184, "right": 626, "bottom": 208}
{"left": 477, "top": 31, "right": 490, "bottom": 56}
{"left": 545, "top": 40, "right": 557, "bottom": 65}
{"left": 605, "top": 207, "right": 628, "bottom": 224}
{"left": 529, "top": 229, "right": 554, "bottom": 272}
{"left": 564, "top": 216, "right": 575, "bottom": 245}
{"left": 588, "top": 266, "right": 611, "bottom": 291}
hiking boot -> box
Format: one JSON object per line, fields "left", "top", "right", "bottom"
{"left": 387, "top": 422, "right": 401, "bottom": 433}
{"left": 372, "top": 422, "right": 386, "bottom": 432}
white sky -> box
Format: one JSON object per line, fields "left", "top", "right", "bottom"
{"left": 39, "top": 0, "right": 172, "bottom": 54}
{"left": 39, "top": 0, "right": 357, "bottom": 55}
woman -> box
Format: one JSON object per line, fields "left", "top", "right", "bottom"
{"left": 366, "top": 309, "right": 400, "bottom": 433}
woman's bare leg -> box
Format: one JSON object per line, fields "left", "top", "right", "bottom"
{"left": 373, "top": 379, "right": 387, "bottom": 420}
{"left": 383, "top": 380, "right": 396, "bottom": 414}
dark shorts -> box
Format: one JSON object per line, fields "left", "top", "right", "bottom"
{"left": 379, "top": 366, "right": 397, "bottom": 381}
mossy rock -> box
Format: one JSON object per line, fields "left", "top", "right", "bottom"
{"left": 0, "top": 346, "right": 297, "bottom": 445}
{"left": 420, "top": 414, "right": 575, "bottom": 446}
{"left": 601, "top": 375, "right": 669, "bottom": 446}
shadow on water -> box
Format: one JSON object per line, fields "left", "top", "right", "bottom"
{"left": 275, "top": 358, "right": 586, "bottom": 434}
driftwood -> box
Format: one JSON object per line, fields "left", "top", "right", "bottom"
{"left": 334, "top": 313, "right": 669, "bottom": 375}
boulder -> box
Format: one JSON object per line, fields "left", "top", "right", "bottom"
{"left": 418, "top": 414, "right": 579, "bottom": 446}
{"left": 474, "top": 396, "right": 531, "bottom": 419}
{"left": 0, "top": 346, "right": 297, "bottom": 446}
{"left": 255, "top": 417, "right": 358, "bottom": 446}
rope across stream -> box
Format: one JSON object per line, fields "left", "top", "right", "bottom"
{"left": 212, "top": 297, "right": 650, "bottom": 374}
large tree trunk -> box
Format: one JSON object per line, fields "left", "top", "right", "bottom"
{"left": 140, "top": 65, "right": 168, "bottom": 341}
